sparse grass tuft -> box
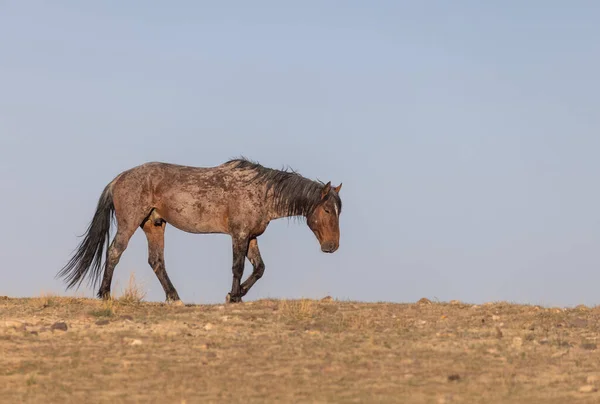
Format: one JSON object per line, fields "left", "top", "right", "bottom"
{"left": 34, "top": 292, "right": 58, "bottom": 309}
{"left": 278, "top": 299, "right": 322, "bottom": 322}
{"left": 118, "top": 272, "right": 146, "bottom": 305}
{"left": 90, "top": 299, "right": 115, "bottom": 318}
{"left": 339, "top": 310, "right": 372, "bottom": 330}
{"left": 26, "top": 374, "right": 37, "bottom": 386}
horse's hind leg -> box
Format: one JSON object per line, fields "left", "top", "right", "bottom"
{"left": 98, "top": 221, "right": 138, "bottom": 300}
{"left": 240, "top": 237, "right": 265, "bottom": 298}
{"left": 142, "top": 214, "right": 181, "bottom": 304}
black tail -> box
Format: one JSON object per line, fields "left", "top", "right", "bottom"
{"left": 57, "top": 183, "right": 115, "bottom": 290}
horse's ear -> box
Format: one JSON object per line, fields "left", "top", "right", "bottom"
{"left": 321, "top": 181, "right": 332, "bottom": 199}
{"left": 334, "top": 183, "right": 342, "bottom": 193}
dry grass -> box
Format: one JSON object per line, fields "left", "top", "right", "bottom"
{"left": 117, "top": 272, "right": 146, "bottom": 305}
{"left": 89, "top": 299, "right": 116, "bottom": 318}
{"left": 2, "top": 297, "right": 600, "bottom": 403}
{"left": 278, "top": 298, "right": 322, "bottom": 321}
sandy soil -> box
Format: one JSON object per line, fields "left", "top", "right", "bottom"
{"left": 2, "top": 295, "right": 600, "bottom": 403}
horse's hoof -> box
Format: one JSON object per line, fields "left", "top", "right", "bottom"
{"left": 98, "top": 291, "right": 112, "bottom": 301}
{"left": 167, "top": 299, "right": 185, "bottom": 307}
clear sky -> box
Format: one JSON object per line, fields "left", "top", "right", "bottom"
{"left": 1, "top": 1, "right": 599, "bottom": 307}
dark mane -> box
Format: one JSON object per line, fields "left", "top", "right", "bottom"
{"left": 226, "top": 158, "right": 342, "bottom": 217}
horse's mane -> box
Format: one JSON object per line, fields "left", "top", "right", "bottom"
{"left": 226, "top": 157, "right": 342, "bottom": 217}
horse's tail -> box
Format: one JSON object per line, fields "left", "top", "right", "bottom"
{"left": 57, "top": 181, "right": 115, "bottom": 290}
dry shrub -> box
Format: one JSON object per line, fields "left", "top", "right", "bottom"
{"left": 118, "top": 272, "right": 146, "bottom": 305}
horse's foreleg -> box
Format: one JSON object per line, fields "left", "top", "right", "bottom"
{"left": 226, "top": 235, "right": 250, "bottom": 303}
{"left": 240, "top": 238, "right": 265, "bottom": 298}
{"left": 142, "top": 218, "right": 181, "bottom": 303}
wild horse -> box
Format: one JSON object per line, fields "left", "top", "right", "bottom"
{"left": 58, "top": 158, "right": 343, "bottom": 303}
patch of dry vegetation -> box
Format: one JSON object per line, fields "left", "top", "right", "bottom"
{"left": 1, "top": 296, "right": 600, "bottom": 403}
{"left": 117, "top": 272, "right": 146, "bottom": 305}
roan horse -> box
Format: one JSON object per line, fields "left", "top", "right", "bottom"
{"left": 58, "top": 158, "right": 342, "bottom": 303}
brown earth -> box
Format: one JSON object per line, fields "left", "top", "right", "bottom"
{"left": 1, "top": 295, "right": 600, "bottom": 403}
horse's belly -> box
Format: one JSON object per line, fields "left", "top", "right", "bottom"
{"left": 157, "top": 204, "right": 228, "bottom": 234}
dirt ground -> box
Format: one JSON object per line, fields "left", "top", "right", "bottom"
{"left": 2, "top": 295, "right": 600, "bottom": 403}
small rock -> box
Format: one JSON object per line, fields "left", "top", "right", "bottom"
{"left": 417, "top": 298, "right": 432, "bottom": 305}
{"left": 4, "top": 320, "right": 23, "bottom": 328}
{"left": 558, "top": 341, "right": 572, "bottom": 348}
{"left": 587, "top": 375, "right": 600, "bottom": 384}
{"left": 551, "top": 350, "right": 568, "bottom": 358}
{"left": 130, "top": 339, "right": 143, "bottom": 346}
{"left": 581, "top": 343, "right": 597, "bottom": 351}
{"left": 512, "top": 337, "right": 523, "bottom": 348}
{"left": 449, "top": 300, "right": 461, "bottom": 305}
{"left": 51, "top": 322, "right": 68, "bottom": 332}
{"left": 120, "top": 315, "right": 134, "bottom": 321}
{"left": 220, "top": 316, "right": 229, "bottom": 322}
{"left": 579, "top": 385, "right": 597, "bottom": 393}
{"left": 492, "top": 315, "right": 500, "bottom": 321}
{"left": 95, "top": 320, "right": 110, "bottom": 326}
{"left": 437, "top": 395, "right": 454, "bottom": 404}
{"left": 447, "top": 374, "right": 461, "bottom": 382}
{"left": 418, "top": 320, "right": 427, "bottom": 325}
{"left": 204, "top": 323, "right": 214, "bottom": 331}
{"left": 320, "top": 296, "right": 333, "bottom": 302}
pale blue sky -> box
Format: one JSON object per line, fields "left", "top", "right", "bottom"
{"left": 1, "top": 1, "right": 599, "bottom": 306}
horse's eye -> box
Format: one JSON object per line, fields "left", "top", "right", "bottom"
{"left": 324, "top": 208, "right": 331, "bottom": 214}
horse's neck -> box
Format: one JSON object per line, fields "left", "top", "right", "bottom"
{"left": 263, "top": 176, "right": 320, "bottom": 221}
{"left": 267, "top": 196, "right": 310, "bottom": 221}
{"left": 268, "top": 209, "right": 306, "bottom": 221}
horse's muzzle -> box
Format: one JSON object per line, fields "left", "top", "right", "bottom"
{"left": 321, "top": 242, "right": 338, "bottom": 253}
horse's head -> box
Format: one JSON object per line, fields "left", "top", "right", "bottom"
{"left": 307, "top": 182, "right": 342, "bottom": 253}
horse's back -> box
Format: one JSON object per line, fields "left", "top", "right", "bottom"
{"left": 110, "top": 161, "right": 260, "bottom": 234}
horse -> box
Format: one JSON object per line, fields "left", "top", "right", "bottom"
{"left": 57, "top": 158, "right": 343, "bottom": 304}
